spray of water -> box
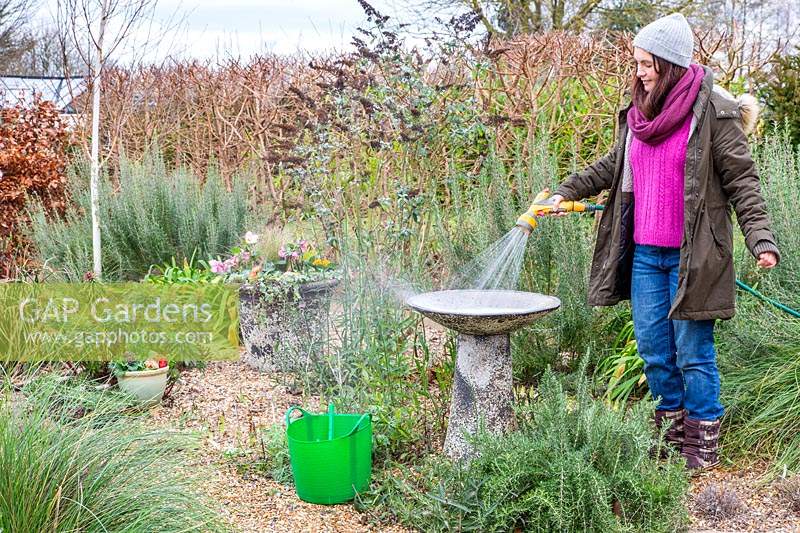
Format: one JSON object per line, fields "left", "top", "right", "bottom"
{"left": 370, "top": 260, "right": 424, "bottom": 303}
{"left": 449, "top": 227, "right": 530, "bottom": 291}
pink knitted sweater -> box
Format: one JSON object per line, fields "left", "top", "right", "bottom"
{"left": 630, "top": 114, "right": 692, "bottom": 248}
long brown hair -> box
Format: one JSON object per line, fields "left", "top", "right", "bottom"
{"left": 631, "top": 54, "right": 687, "bottom": 120}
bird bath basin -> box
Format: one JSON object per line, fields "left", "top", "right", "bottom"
{"left": 407, "top": 289, "right": 561, "bottom": 460}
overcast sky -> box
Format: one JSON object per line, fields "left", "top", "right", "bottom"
{"left": 155, "top": 0, "right": 394, "bottom": 57}
{"left": 37, "top": 0, "right": 413, "bottom": 61}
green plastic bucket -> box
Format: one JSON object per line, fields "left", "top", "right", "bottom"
{"left": 285, "top": 404, "right": 372, "bottom": 504}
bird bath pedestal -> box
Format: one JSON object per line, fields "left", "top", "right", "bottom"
{"left": 407, "top": 290, "right": 560, "bottom": 460}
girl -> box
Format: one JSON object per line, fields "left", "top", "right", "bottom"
{"left": 550, "top": 13, "right": 779, "bottom": 470}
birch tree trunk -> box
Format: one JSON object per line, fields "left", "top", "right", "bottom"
{"left": 90, "top": 5, "right": 107, "bottom": 279}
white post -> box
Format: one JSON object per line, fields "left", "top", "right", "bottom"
{"left": 90, "top": 4, "right": 108, "bottom": 279}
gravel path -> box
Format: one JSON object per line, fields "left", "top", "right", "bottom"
{"left": 688, "top": 465, "right": 800, "bottom": 532}
{"left": 151, "top": 360, "right": 799, "bottom": 532}
{"left": 151, "top": 360, "right": 408, "bottom": 533}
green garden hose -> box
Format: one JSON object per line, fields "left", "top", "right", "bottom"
{"left": 580, "top": 205, "right": 799, "bottom": 319}
{"left": 539, "top": 200, "right": 798, "bottom": 318}
{"left": 735, "top": 279, "right": 800, "bottom": 319}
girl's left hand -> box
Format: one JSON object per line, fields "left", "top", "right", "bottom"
{"left": 757, "top": 252, "right": 778, "bottom": 269}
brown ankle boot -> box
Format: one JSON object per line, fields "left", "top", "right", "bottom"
{"left": 682, "top": 418, "right": 721, "bottom": 471}
{"left": 654, "top": 409, "right": 685, "bottom": 457}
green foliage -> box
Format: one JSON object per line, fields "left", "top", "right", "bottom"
{"left": 361, "top": 367, "right": 688, "bottom": 532}
{"left": 715, "top": 134, "right": 800, "bottom": 472}
{"left": 108, "top": 359, "right": 169, "bottom": 376}
{"left": 281, "top": 194, "right": 451, "bottom": 463}
{"left": 489, "top": 0, "right": 692, "bottom": 34}
{"left": 80, "top": 360, "right": 112, "bottom": 379}
{"left": 535, "top": 77, "right": 619, "bottom": 168}
{"left": 27, "top": 153, "right": 251, "bottom": 281}
{"left": 0, "top": 374, "right": 227, "bottom": 532}
{"left": 140, "top": 255, "right": 214, "bottom": 379}
{"left": 212, "top": 232, "right": 338, "bottom": 303}
{"left": 757, "top": 50, "right": 800, "bottom": 147}
{"left": 596, "top": 314, "right": 648, "bottom": 406}
{"left": 597, "top": 0, "right": 691, "bottom": 32}
{"left": 144, "top": 254, "right": 221, "bottom": 285}
{"left": 313, "top": 247, "right": 451, "bottom": 463}
{"left": 721, "top": 341, "right": 800, "bottom": 474}
{"left": 250, "top": 423, "right": 293, "bottom": 484}
{"left": 750, "top": 134, "right": 800, "bottom": 293}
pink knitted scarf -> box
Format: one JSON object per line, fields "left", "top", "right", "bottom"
{"left": 627, "top": 64, "right": 704, "bottom": 145}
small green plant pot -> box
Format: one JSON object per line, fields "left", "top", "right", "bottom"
{"left": 117, "top": 366, "right": 168, "bottom": 406}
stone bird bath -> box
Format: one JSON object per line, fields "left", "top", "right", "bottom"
{"left": 406, "top": 289, "right": 561, "bottom": 460}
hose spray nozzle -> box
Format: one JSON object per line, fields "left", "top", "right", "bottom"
{"left": 515, "top": 189, "right": 603, "bottom": 232}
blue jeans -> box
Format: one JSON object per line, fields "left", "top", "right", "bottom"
{"left": 631, "top": 245, "right": 724, "bottom": 421}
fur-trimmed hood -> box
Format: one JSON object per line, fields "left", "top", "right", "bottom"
{"left": 711, "top": 85, "right": 760, "bottom": 135}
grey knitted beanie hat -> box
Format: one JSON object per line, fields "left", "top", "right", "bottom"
{"left": 633, "top": 13, "right": 694, "bottom": 68}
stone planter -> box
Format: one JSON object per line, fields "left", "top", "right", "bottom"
{"left": 117, "top": 366, "right": 169, "bottom": 406}
{"left": 239, "top": 278, "right": 338, "bottom": 373}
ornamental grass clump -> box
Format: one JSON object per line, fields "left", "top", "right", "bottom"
{"left": 720, "top": 341, "right": 800, "bottom": 471}
{"left": 0, "top": 374, "right": 227, "bottom": 532}
{"left": 363, "top": 367, "right": 689, "bottom": 532}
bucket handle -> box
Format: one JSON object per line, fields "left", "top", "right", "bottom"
{"left": 284, "top": 405, "right": 310, "bottom": 427}
{"left": 285, "top": 406, "right": 370, "bottom": 439}
{"left": 345, "top": 412, "right": 371, "bottom": 437}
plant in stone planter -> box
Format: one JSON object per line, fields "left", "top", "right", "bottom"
{"left": 144, "top": 253, "right": 222, "bottom": 285}
{"left": 110, "top": 357, "right": 170, "bottom": 406}
{"left": 210, "top": 232, "right": 337, "bottom": 293}
{"left": 209, "top": 231, "right": 340, "bottom": 373}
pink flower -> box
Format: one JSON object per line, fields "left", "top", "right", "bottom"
{"left": 239, "top": 251, "right": 251, "bottom": 263}
{"left": 299, "top": 240, "right": 310, "bottom": 253}
{"left": 291, "top": 251, "right": 300, "bottom": 259}
{"left": 210, "top": 259, "right": 229, "bottom": 274}
{"left": 224, "top": 256, "right": 238, "bottom": 269}
{"left": 278, "top": 246, "right": 287, "bottom": 259}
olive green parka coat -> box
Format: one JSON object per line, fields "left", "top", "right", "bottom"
{"left": 554, "top": 66, "right": 780, "bottom": 320}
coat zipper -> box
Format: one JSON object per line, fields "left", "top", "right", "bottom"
{"left": 674, "top": 122, "right": 704, "bottom": 315}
